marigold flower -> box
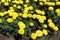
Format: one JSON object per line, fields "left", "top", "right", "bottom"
{"left": 7, "top": 18, "right": 13, "bottom": 23}
{"left": 4, "top": 2, "right": 9, "bottom": 6}
{"left": 17, "top": 5, "right": 21, "bottom": 9}
{"left": 1, "top": 0, "right": 5, "bottom": 3}
{"left": 32, "top": 14, "right": 37, "bottom": 19}
{"left": 43, "top": 24, "right": 47, "bottom": 28}
{"left": 28, "top": 14, "right": 32, "bottom": 18}
{"left": 39, "top": 2, "right": 43, "bottom": 6}
{"left": 18, "top": 21, "right": 26, "bottom": 29}
{"left": 29, "top": 22, "right": 34, "bottom": 27}
{"left": 22, "top": 13, "right": 28, "bottom": 18}
{"left": 18, "top": 29, "right": 25, "bottom": 35}
{"left": 42, "top": 29, "right": 48, "bottom": 35}
{"left": 36, "top": 30, "right": 43, "bottom": 37}
{"left": 48, "top": 6, "right": 54, "bottom": 11}
{"left": 53, "top": 26, "right": 59, "bottom": 31}
{"left": 39, "top": 18, "right": 44, "bottom": 23}
{"left": 31, "top": 33, "right": 37, "bottom": 39}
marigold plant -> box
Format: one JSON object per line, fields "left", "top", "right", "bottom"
{"left": 0, "top": 0, "right": 60, "bottom": 40}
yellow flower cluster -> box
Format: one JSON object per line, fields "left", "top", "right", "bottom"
{"left": 31, "top": 29, "right": 48, "bottom": 40}
{"left": 18, "top": 21, "right": 26, "bottom": 29}
{"left": 0, "top": 12, "right": 8, "bottom": 17}
{"left": 38, "top": 16, "right": 46, "bottom": 23}
{"left": 8, "top": 7, "right": 18, "bottom": 20}
{"left": 34, "top": 0, "right": 60, "bottom": 6}
{"left": 0, "top": 0, "right": 59, "bottom": 40}
{"left": 55, "top": 9, "right": 60, "bottom": 17}
{"left": 48, "top": 19, "right": 59, "bottom": 31}
{"left": 18, "top": 21, "right": 26, "bottom": 35}
{"left": 35, "top": 10, "right": 45, "bottom": 15}
{"left": 12, "top": 0, "right": 30, "bottom": 4}
{"left": 0, "top": 0, "right": 60, "bottom": 6}
{"left": 7, "top": 18, "right": 13, "bottom": 23}
{"left": 0, "top": 0, "right": 10, "bottom": 6}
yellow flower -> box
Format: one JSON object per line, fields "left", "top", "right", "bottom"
{"left": 44, "top": 2, "right": 50, "bottom": 5}
{"left": 24, "top": 4, "right": 28, "bottom": 7}
{"left": 14, "top": 1, "right": 20, "bottom": 4}
{"left": 23, "top": 7, "right": 29, "bottom": 14}
{"left": 32, "top": 14, "right": 37, "bottom": 19}
{"left": 48, "top": 6, "right": 54, "bottom": 11}
{"left": 39, "top": 2, "right": 43, "bottom": 6}
{"left": 19, "top": 0, "right": 23, "bottom": 4}
{"left": 18, "top": 21, "right": 26, "bottom": 29}
{"left": 17, "top": 5, "right": 21, "bottom": 9}
{"left": 48, "top": 22, "right": 55, "bottom": 28}
{"left": 41, "top": 11, "right": 45, "bottom": 15}
{"left": 0, "top": 19, "right": 3, "bottom": 23}
{"left": 4, "top": 11, "right": 8, "bottom": 14}
{"left": 6, "top": 0, "right": 11, "bottom": 2}
{"left": 4, "top": 2, "right": 9, "bottom": 6}
{"left": 43, "top": 24, "right": 47, "bottom": 28}
{"left": 28, "top": 14, "right": 32, "bottom": 18}
{"left": 39, "top": 18, "right": 44, "bottom": 23}
{"left": 57, "top": 13, "right": 60, "bottom": 17}
{"left": 1, "top": 0, "right": 5, "bottom": 3}
{"left": 9, "top": 7, "right": 14, "bottom": 10}
{"left": 51, "top": 2, "right": 55, "bottom": 6}
{"left": 55, "top": 9, "right": 60, "bottom": 16}
{"left": 36, "top": 30, "right": 43, "bottom": 37}
{"left": 8, "top": 10, "right": 15, "bottom": 16}
{"left": 48, "top": 19, "right": 52, "bottom": 23}
{"left": 42, "top": 0, "right": 47, "bottom": 2}
{"left": 0, "top": 12, "right": 6, "bottom": 16}
{"left": 42, "top": 29, "right": 48, "bottom": 35}
{"left": 29, "top": 22, "right": 34, "bottom": 27}
{"left": 55, "top": 9, "right": 60, "bottom": 13}
{"left": 36, "top": 15, "right": 41, "bottom": 19}
{"left": 7, "top": 18, "right": 13, "bottom": 23}
{"left": 53, "top": 26, "right": 59, "bottom": 31}
{"left": 18, "top": 29, "right": 25, "bottom": 35}
{"left": 12, "top": 16, "right": 17, "bottom": 20}
{"left": 41, "top": 16, "right": 46, "bottom": 20}
{"left": 56, "top": 2, "right": 60, "bottom": 5}
{"left": 18, "top": 13, "right": 22, "bottom": 16}
{"left": 31, "top": 33, "right": 37, "bottom": 40}
{"left": 13, "top": 4, "right": 17, "bottom": 7}
{"left": 13, "top": 12, "right": 18, "bottom": 16}
{"left": 34, "top": 0, "right": 37, "bottom": 2}
{"left": 9, "top": 12, "right": 14, "bottom": 16}
{"left": 23, "top": 10, "right": 28, "bottom": 14}
{"left": 35, "top": 10, "right": 41, "bottom": 14}
{"left": 45, "top": 2, "right": 55, "bottom": 6}
{"left": 12, "top": 12, "right": 18, "bottom": 20}
{"left": 29, "top": 6, "right": 33, "bottom": 10}
{"left": 22, "top": 13, "right": 28, "bottom": 18}
{"left": 25, "top": 0, "right": 29, "bottom": 3}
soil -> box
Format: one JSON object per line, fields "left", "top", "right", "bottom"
{"left": 0, "top": 33, "right": 60, "bottom": 40}
{"left": 45, "top": 32, "right": 60, "bottom": 40}
{"left": 0, "top": 34, "right": 15, "bottom": 40}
